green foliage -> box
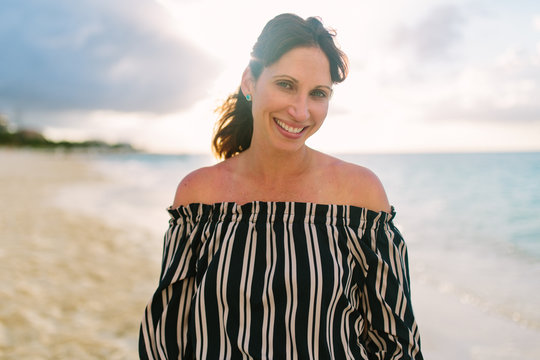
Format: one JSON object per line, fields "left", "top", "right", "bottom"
{"left": 0, "top": 114, "right": 135, "bottom": 151}
{"left": 0, "top": 128, "right": 135, "bottom": 152}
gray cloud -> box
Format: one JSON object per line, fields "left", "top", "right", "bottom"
{"left": 393, "top": 4, "right": 465, "bottom": 61}
{"left": 0, "top": 0, "right": 219, "bottom": 114}
{"left": 388, "top": 4, "right": 540, "bottom": 125}
{"left": 430, "top": 51, "right": 540, "bottom": 124}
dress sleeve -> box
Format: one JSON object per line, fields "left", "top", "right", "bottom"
{"left": 139, "top": 206, "right": 203, "bottom": 360}
{"left": 359, "top": 209, "right": 423, "bottom": 360}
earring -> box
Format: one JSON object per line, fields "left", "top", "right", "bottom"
{"left": 245, "top": 94, "right": 252, "bottom": 102}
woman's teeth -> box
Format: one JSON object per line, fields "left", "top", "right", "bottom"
{"left": 275, "top": 119, "right": 304, "bottom": 134}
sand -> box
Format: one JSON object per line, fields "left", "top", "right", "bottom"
{"left": 412, "top": 277, "right": 540, "bottom": 360}
{"left": 1, "top": 149, "right": 539, "bottom": 359}
{"left": 0, "top": 149, "right": 160, "bottom": 359}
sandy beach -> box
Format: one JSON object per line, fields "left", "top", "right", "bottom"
{"left": 1, "top": 149, "right": 539, "bottom": 359}
{"left": 0, "top": 149, "right": 161, "bottom": 359}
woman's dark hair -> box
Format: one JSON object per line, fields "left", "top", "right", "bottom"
{"left": 212, "top": 13, "right": 349, "bottom": 159}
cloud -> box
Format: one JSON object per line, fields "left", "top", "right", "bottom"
{"left": 0, "top": 0, "right": 219, "bottom": 114}
{"left": 392, "top": 4, "right": 465, "bottom": 61}
{"left": 378, "top": 5, "right": 540, "bottom": 126}
{"left": 534, "top": 15, "right": 540, "bottom": 31}
{"left": 424, "top": 47, "right": 540, "bottom": 124}
{"left": 432, "top": 102, "right": 540, "bottom": 124}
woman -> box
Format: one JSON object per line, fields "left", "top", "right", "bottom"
{"left": 139, "top": 13, "right": 423, "bottom": 359}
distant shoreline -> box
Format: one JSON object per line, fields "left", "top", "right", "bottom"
{"left": 0, "top": 120, "right": 137, "bottom": 152}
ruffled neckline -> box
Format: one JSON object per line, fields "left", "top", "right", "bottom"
{"left": 167, "top": 201, "right": 396, "bottom": 225}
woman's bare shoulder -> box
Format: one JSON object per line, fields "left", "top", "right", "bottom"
{"left": 325, "top": 155, "right": 391, "bottom": 212}
{"left": 172, "top": 162, "right": 227, "bottom": 208}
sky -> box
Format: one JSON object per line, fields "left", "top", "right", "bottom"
{"left": 1, "top": 0, "right": 539, "bottom": 154}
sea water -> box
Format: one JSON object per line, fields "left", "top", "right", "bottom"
{"left": 339, "top": 152, "right": 540, "bottom": 331}
{"left": 76, "top": 151, "right": 540, "bottom": 333}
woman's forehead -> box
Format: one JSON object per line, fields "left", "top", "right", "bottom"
{"left": 263, "top": 47, "right": 332, "bottom": 85}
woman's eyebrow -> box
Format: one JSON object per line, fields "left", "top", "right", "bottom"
{"left": 272, "top": 74, "right": 298, "bottom": 82}
{"left": 272, "top": 74, "right": 333, "bottom": 90}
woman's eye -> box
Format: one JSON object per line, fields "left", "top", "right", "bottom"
{"left": 311, "top": 89, "right": 328, "bottom": 98}
{"left": 276, "top": 81, "right": 293, "bottom": 89}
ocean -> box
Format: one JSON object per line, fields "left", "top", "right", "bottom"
{"left": 60, "top": 151, "right": 540, "bottom": 357}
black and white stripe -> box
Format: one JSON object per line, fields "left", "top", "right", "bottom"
{"left": 139, "top": 202, "right": 423, "bottom": 359}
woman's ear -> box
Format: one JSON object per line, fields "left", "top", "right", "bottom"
{"left": 240, "top": 67, "right": 254, "bottom": 97}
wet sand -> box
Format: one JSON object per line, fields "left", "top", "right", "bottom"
{"left": 0, "top": 149, "right": 160, "bottom": 359}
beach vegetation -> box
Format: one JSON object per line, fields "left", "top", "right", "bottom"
{"left": 0, "top": 114, "right": 135, "bottom": 152}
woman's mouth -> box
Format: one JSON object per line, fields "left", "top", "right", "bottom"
{"left": 274, "top": 118, "right": 305, "bottom": 134}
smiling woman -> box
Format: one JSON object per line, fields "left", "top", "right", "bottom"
{"left": 242, "top": 47, "right": 332, "bottom": 153}
{"left": 139, "top": 13, "right": 423, "bottom": 360}
{"left": 212, "top": 14, "right": 346, "bottom": 160}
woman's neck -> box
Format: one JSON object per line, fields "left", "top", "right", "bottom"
{"left": 238, "top": 144, "right": 316, "bottom": 183}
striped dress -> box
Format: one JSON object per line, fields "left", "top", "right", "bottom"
{"left": 139, "top": 202, "right": 423, "bottom": 359}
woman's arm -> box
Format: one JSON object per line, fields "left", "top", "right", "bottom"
{"left": 359, "top": 211, "right": 423, "bottom": 359}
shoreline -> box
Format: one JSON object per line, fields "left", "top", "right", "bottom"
{"left": 1, "top": 149, "right": 539, "bottom": 359}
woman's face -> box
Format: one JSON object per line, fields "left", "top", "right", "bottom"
{"left": 243, "top": 46, "right": 333, "bottom": 153}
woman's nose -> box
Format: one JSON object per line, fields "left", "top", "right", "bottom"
{"left": 287, "top": 94, "right": 309, "bottom": 122}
